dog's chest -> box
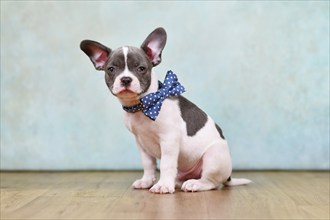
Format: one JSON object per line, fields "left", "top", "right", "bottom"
{"left": 130, "top": 113, "right": 161, "bottom": 157}
{"left": 123, "top": 99, "right": 183, "bottom": 158}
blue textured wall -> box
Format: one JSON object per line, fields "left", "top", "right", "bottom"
{"left": 1, "top": 1, "right": 329, "bottom": 170}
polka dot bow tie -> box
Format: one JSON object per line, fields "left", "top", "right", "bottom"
{"left": 122, "top": 71, "right": 186, "bottom": 120}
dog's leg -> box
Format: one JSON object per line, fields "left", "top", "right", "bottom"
{"left": 149, "top": 137, "right": 179, "bottom": 194}
{"left": 181, "top": 141, "right": 232, "bottom": 192}
{"left": 132, "top": 144, "right": 157, "bottom": 189}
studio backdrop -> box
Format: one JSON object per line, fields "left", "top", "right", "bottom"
{"left": 1, "top": 1, "right": 329, "bottom": 170}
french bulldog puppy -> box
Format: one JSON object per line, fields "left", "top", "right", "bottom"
{"left": 80, "top": 27, "right": 251, "bottom": 194}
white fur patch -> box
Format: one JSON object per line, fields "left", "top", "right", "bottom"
{"left": 122, "top": 46, "right": 129, "bottom": 64}
{"left": 123, "top": 82, "right": 245, "bottom": 193}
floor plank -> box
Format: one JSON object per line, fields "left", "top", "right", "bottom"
{"left": 1, "top": 171, "right": 329, "bottom": 219}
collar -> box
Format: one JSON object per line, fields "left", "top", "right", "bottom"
{"left": 122, "top": 70, "right": 185, "bottom": 120}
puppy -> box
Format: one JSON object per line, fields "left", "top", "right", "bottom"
{"left": 80, "top": 27, "right": 251, "bottom": 193}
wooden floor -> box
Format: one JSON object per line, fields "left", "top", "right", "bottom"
{"left": 0, "top": 171, "right": 329, "bottom": 220}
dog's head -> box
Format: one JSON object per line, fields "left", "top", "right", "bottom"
{"left": 80, "top": 28, "right": 167, "bottom": 105}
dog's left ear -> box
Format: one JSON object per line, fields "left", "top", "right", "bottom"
{"left": 141, "top": 27, "right": 167, "bottom": 66}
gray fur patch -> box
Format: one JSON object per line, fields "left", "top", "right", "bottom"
{"left": 177, "top": 96, "right": 208, "bottom": 136}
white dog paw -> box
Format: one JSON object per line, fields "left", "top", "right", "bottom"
{"left": 181, "top": 179, "right": 201, "bottom": 192}
{"left": 181, "top": 179, "right": 216, "bottom": 192}
{"left": 149, "top": 182, "right": 175, "bottom": 194}
{"left": 132, "top": 178, "right": 155, "bottom": 189}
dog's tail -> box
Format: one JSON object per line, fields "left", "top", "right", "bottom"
{"left": 223, "top": 177, "right": 252, "bottom": 186}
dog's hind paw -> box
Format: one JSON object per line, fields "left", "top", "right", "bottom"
{"left": 181, "top": 179, "right": 217, "bottom": 192}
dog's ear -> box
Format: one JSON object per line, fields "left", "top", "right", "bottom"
{"left": 80, "top": 40, "right": 111, "bottom": 71}
{"left": 141, "top": 27, "right": 167, "bottom": 67}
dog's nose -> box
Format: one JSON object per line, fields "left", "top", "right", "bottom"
{"left": 121, "top": 77, "right": 133, "bottom": 86}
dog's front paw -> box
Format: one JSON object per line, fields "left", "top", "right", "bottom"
{"left": 132, "top": 177, "right": 155, "bottom": 189}
{"left": 149, "top": 181, "right": 175, "bottom": 194}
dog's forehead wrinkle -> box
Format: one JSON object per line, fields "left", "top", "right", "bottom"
{"left": 127, "top": 46, "right": 144, "bottom": 53}
{"left": 107, "top": 48, "right": 125, "bottom": 66}
{"left": 110, "top": 46, "right": 146, "bottom": 59}
{"left": 110, "top": 48, "right": 124, "bottom": 57}
{"left": 126, "top": 47, "right": 150, "bottom": 66}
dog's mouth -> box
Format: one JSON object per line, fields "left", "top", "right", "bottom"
{"left": 115, "top": 89, "right": 141, "bottom": 106}
{"left": 117, "top": 87, "right": 137, "bottom": 95}
{"left": 115, "top": 87, "right": 140, "bottom": 98}
{"left": 115, "top": 83, "right": 144, "bottom": 96}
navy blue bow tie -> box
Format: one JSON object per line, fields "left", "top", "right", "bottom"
{"left": 123, "top": 71, "right": 185, "bottom": 120}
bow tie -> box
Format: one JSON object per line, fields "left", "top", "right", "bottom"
{"left": 123, "top": 70, "right": 185, "bottom": 120}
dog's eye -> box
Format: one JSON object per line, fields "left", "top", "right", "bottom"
{"left": 108, "top": 66, "right": 115, "bottom": 72}
{"left": 137, "top": 66, "right": 146, "bottom": 73}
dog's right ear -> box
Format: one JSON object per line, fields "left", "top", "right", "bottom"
{"left": 80, "top": 40, "right": 111, "bottom": 71}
